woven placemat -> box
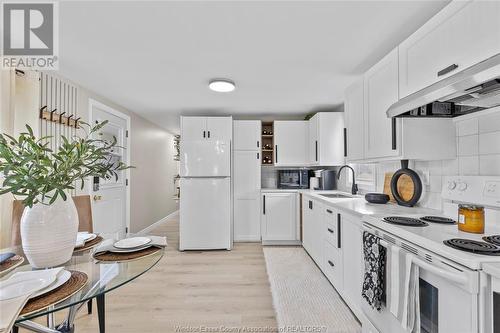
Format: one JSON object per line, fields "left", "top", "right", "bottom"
{"left": 20, "top": 270, "right": 88, "bottom": 316}
{"left": 93, "top": 246, "right": 161, "bottom": 262}
{"left": 74, "top": 235, "right": 103, "bottom": 253}
{"left": 0, "top": 255, "right": 24, "bottom": 275}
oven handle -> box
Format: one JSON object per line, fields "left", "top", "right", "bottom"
{"left": 376, "top": 239, "right": 468, "bottom": 287}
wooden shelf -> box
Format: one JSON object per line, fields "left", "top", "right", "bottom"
{"left": 262, "top": 149, "right": 273, "bottom": 152}
{"left": 262, "top": 134, "right": 273, "bottom": 137}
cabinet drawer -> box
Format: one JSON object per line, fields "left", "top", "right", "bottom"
{"left": 324, "top": 208, "right": 341, "bottom": 249}
{"left": 325, "top": 221, "right": 337, "bottom": 247}
{"left": 323, "top": 240, "right": 343, "bottom": 289}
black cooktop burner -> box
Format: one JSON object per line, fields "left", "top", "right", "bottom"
{"left": 443, "top": 239, "right": 500, "bottom": 255}
{"left": 420, "top": 216, "right": 456, "bottom": 224}
{"left": 483, "top": 235, "right": 500, "bottom": 246}
{"left": 383, "top": 216, "right": 428, "bottom": 227}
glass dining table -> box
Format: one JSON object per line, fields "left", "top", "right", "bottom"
{"left": 1, "top": 244, "right": 164, "bottom": 333}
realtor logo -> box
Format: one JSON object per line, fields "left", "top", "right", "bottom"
{"left": 1, "top": 2, "right": 58, "bottom": 69}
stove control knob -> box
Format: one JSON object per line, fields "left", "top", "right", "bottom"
{"left": 447, "top": 181, "right": 457, "bottom": 190}
{"left": 458, "top": 182, "right": 468, "bottom": 191}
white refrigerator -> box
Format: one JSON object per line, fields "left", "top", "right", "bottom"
{"left": 179, "top": 140, "right": 231, "bottom": 250}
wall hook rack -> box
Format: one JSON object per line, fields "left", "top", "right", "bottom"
{"left": 39, "top": 106, "right": 80, "bottom": 128}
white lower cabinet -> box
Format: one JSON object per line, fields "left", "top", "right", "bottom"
{"left": 341, "top": 213, "right": 364, "bottom": 318}
{"left": 302, "top": 196, "right": 324, "bottom": 264}
{"left": 302, "top": 195, "right": 365, "bottom": 321}
{"left": 261, "top": 192, "right": 299, "bottom": 244}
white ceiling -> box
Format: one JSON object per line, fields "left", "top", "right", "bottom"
{"left": 59, "top": 1, "right": 449, "bottom": 134}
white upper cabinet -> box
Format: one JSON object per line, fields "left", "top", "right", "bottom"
{"left": 181, "top": 117, "right": 232, "bottom": 141}
{"left": 344, "top": 79, "right": 364, "bottom": 162}
{"left": 399, "top": 0, "right": 500, "bottom": 98}
{"left": 308, "top": 115, "right": 319, "bottom": 164}
{"left": 309, "top": 112, "right": 345, "bottom": 166}
{"left": 181, "top": 117, "right": 207, "bottom": 140}
{"left": 363, "top": 48, "right": 401, "bottom": 160}
{"left": 233, "top": 120, "right": 261, "bottom": 150}
{"left": 274, "top": 121, "right": 308, "bottom": 166}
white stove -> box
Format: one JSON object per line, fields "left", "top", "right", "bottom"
{"left": 361, "top": 176, "right": 500, "bottom": 333}
{"left": 363, "top": 176, "right": 500, "bottom": 271}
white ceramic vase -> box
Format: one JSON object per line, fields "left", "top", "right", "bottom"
{"left": 20, "top": 197, "right": 79, "bottom": 268}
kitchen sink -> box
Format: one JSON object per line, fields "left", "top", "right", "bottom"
{"left": 318, "top": 193, "right": 353, "bottom": 199}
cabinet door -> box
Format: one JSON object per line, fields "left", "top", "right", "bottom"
{"left": 181, "top": 117, "right": 206, "bottom": 140}
{"left": 262, "top": 193, "right": 296, "bottom": 241}
{"left": 364, "top": 48, "right": 401, "bottom": 159}
{"left": 318, "top": 112, "right": 345, "bottom": 166}
{"left": 206, "top": 117, "right": 232, "bottom": 141}
{"left": 233, "top": 120, "right": 261, "bottom": 151}
{"left": 342, "top": 215, "right": 363, "bottom": 316}
{"left": 399, "top": 1, "right": 500, "bottom": 98}
{"left": 234, "top": 151, "right": 261, "bottom": 241}
{"left": 309, "top": 115, "right": 319, "bottom": 165}
{"left": 274, "top": 121, "right": 308, "bottom": 166}
{"left": 344, "top": 80, "right": 365, "bottom": 161}
{"left": 302, "top": 196, "right": 313, "bottom": 254}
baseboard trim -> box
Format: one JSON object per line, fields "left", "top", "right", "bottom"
{"left": 135, "top": 210, "right": 179, "bottom": 235}
{"left": 262, "top": 240, "right": 302, "bottom": 246}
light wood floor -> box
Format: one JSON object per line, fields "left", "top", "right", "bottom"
{"left": 21, "top": 215, "right": 278, "bottom": 332}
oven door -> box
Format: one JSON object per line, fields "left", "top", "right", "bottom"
{"left": 482, "top": 272, "right": 500, "bottom": 333}
{"left": 362, "top": 236, "right": 479, "bottom": 333}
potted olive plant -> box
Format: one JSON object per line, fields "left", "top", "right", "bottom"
{"left": 0, "top": 121, "right": 131, "bottom": 268}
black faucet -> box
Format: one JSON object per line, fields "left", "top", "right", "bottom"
{"left": 337, "top": 165, "right": 358, "bottom": 195}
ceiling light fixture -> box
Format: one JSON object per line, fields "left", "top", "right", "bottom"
{"left": 209, "top": 79, "right": 236, "bottom": 92}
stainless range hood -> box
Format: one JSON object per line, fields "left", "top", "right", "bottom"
{"left": 387, "top": 53, "right": 500, "bottom": 118}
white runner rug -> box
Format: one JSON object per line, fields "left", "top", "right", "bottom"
{"left": 263, "top": 247, "right": 362, "bottom": 333}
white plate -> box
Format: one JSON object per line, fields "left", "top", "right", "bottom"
{"left": 114, "top": 237, "right": 151, "bottom": 249}
{"left": 0, "top": 274, "right": 55, "bottom": 301}
{"left": 109, "top": 244, "right": 153, "bottom": 253}
{"left": 75, "top": 233, "right": 97, "bottom": 248}
{"left": 30, "top": 270, "right": 71, "bottom": 299}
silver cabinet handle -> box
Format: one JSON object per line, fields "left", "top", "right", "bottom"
{"left": 438, "top": 64, "right": 459, "bottom": 77}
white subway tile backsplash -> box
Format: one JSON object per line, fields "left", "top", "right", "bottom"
{"left": 479, "top": 131, "right": 500, "bottom": 155}
{"left": 458, "top": 135, "right": 478, "bottom": 156}
{"left": 479, "top": 154, "right": 500, "bottom": 176}
{"left": 429, "top": 175, "right": 442, "bottom": 193}
{"left": 479, "top": 111, "right": 500, "bottom": 134}
{"left": 456, "top": 118, "right": 478, "bottom": 136}
{"left": 459, "top": 156, "right": 479, "bottom": 175}
{"left": 442, "top": 159, "right": 459, "bottom": 176}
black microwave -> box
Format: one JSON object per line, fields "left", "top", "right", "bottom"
{"left": 278, "top": 170, "right": 309, "bottom": 189}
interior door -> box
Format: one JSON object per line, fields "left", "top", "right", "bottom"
{"left": 233, "top": 120, "right": 261, "bottom": 151}
{"left": 181, "top": 117, "right": 206, "bottom": 140}
{"left": 233, "top": 150, "right": 261, "bottom": 241}
{"left": 91, "top": 104, "right": 128, "bottom": 240}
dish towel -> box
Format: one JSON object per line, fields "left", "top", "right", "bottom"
{"left": 0, "top": 268, "right": 63, "bottom": 333}
{"left": 386, "top": 245, "right": 407, "bottom": 321}
{"left": 401, "top": 254, "right": 421, "bottom": 333}
{"left": 361, "top": 231, "right": 387, "bottom": 311}
{"left": 93, "top": 236, "right": 167, "bottom": 256}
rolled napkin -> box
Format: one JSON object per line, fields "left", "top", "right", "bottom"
{"left": 0, "top": 268, "right": 63, "bottom": 333}
{"left": 0, "top": 253, "right": 15, "bottom": 265}
{"left": 361, "top": 231, "right": 387, "bottom": 311}
{"left": 93, "top": 236, "right": 167, "bottom": 257}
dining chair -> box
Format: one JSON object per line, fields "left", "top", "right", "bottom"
{"left": 10, "top": 195, "right": 96, "bottom": 315}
